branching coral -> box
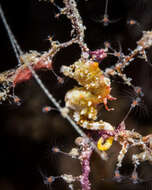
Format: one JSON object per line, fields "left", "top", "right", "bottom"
{"left": 1, "top": 0, "right": 152, "bottom": 190}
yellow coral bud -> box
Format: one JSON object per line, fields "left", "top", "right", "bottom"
{"left": 97, "top": 136, "right": 114, "bottom": 151}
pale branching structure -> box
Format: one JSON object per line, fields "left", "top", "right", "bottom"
{"left": 1, "top": 0, "right": 152, "bottom": 189}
